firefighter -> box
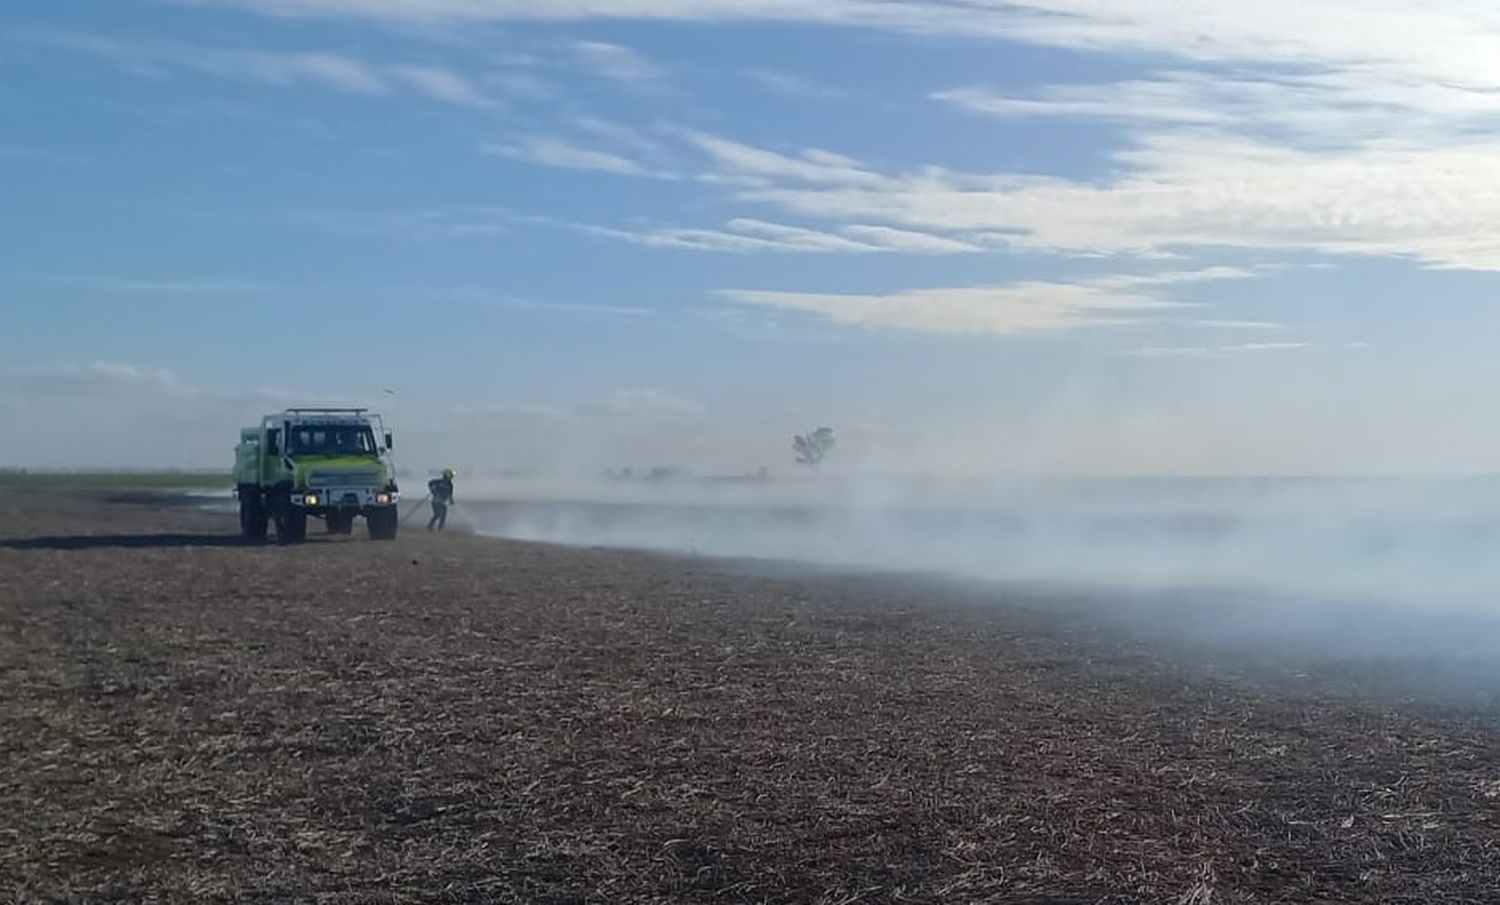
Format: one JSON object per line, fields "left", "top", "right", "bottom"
{"left": 427, "top": 468, "right": 455, "bottom": 532}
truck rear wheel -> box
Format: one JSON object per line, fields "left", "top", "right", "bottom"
{"left": 326, "top": 512, "right": 355, "bottom": 535}
{"left": 238, "top": 487, "right": 268, "bottom": 540}
{"left": 367, "top": 507, "right": 398, "bottom": 541}
{"left": 276, "top": 506, "right": 307, "bottom": 544}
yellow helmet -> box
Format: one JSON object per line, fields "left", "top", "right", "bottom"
{"left": 442, "top": 468, "right": 455, "bottom": 480}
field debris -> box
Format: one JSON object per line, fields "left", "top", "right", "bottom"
{"left": 3, "top": 491, "right": 1500, "bottom": 902}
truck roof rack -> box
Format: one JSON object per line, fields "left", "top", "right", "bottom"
{"left": 283, "top": 407, "right": 369, "bottom": 415}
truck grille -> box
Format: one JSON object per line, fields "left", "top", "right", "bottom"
{"left": 309, "top": 470, "right": 381, "bottom": 487}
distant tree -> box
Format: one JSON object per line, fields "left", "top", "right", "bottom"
{"left": 792, "top": 427, "right": 836, "bottom": 469}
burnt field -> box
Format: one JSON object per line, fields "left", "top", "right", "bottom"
{"left": 4, "top": 490, "right": 1500, "bottom": 903}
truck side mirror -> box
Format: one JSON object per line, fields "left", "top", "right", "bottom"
{"left": 384, "top": 432, "right": 394, "bottom": 451}
{"left": 266, "top": 429, "right": 280, "bottom": 456}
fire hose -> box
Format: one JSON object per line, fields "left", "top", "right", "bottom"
{"left": 400, "top": 494, "right": 431, "bottom": 525}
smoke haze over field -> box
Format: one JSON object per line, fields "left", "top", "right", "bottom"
{"left": 451, "top": 474, "right": 1500, "bottom": 612}
{"left": 422, "top": 474, "right": 1500, "bottom": 690}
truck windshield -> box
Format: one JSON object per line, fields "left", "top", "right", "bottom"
{"left": 287, "top": 425, "right": 379, "bottom": 456}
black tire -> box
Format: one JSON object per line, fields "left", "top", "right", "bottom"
{"left": 238, "top": 486, "right": 268, "bottom": 540}
{"left": 276, "top": 505, "right": 307, "bottom": 544}
{"left": 367, "top": 507, "right": 398, "bottom": 541}
{"left": 326, "top": 512, "right": 355, "bottom": 535}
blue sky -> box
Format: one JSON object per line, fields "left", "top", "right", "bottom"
{"left": 6, "top": 0, "right": 1500, "bottom": 474}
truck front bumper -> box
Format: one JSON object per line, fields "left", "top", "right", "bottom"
{"left": 293, "top": 488, "right": 398, "bottom": 511}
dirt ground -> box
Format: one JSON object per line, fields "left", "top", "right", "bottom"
{"left": 4, "top": 490, "right": 1500, "bottom": 904}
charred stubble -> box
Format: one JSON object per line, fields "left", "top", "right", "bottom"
{"left": 3, "top": 491, "right": 1500, "bottom": 903}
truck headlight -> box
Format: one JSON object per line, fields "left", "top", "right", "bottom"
{"left": 304, "top": 494, "right": 320, "bottom": 507}
{"left": 375, "top": 492, "right": 391, "bottom": 505}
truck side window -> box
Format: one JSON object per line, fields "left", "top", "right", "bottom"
{"left": 266, "top": 428, "right": 281, "bottom": 456}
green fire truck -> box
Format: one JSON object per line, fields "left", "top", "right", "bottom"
{"left": 234, "top": 408, "right": 400, "bottom": 543}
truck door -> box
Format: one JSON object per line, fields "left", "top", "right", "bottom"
{"left": 264, "top": 427, "right": 282, "bottom": 484}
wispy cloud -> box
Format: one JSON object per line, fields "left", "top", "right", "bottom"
{"left": 404, "top": 14, "right": 1500, "bottom": 272}
{"left": 436, "top": 288, "right": 652, "bottom": 317}
{"left": 175, "top": 0, "right": 1500, "bottom": 272}
{"left": 488, "top": 69, "right": 555, "bottom": 101}
{"left": 483, "top": 136, "right": 649, "bottom": 175}
{"left": 749, "top": 70, "right": 847, "bottom": 100}
{"left": 291, "top": 207, "right": 515, "bottom": 239}
{"left": 570, "top": 41, "right": 668, "bottom": 90}
{"left": 936, "top": 81, "right": 1232, "bottom": 128}
{"left": 497, "top": 298, "right": 653, "bottom": 317}
{"left": 686, "top": 131, "right": 889, "bottom": 188}
{"left": 840, "top": 225, "right": 980, "bottom": 254}
{"left": 34, "top": 275, "right": 266, "bottom": 295}
{"left": 173, "top": 0, "right": 1500, "bottom": 91}
{"left": 1126, "top": 341, "right": 1312, "bottom": 358}
{"left": 1192, "top": 319, "right": 1285, "bottom": 330}
{"left": 718, "top": 267, "right": 1250, "bottom": 336}
{"left": 931, "top": 70, "right": 1500, "bottom": 143}
{"left": 719, "top": 219, "right": 875, "bottom": 253}
{"left": 21, "top": 30, "right": 494, "bottom": 107}
{"left": 166, "top": 0, "right": 1500, "bottom": 138}
{"left": 585, "top": 223, "right": 810, "bottom": 253}
{"left": 26, "top": 31, "right": 387, "bottom": 93}
{"left": 1091, "top": 267, "right": 1257, "bottom": 289}
{"left": 571, "top": 116, "right": 666, "bottom": 157}
{"left": 1, "top": 360, "right": 301, "bottom": 406}
{"left": 585, "top": 217, "right": 978, "bottom": 255}
{"left": 732, "top": 131, "right": 1500, "bottom": 270}
{"left": 79, "top": 1, "right": 1500, "bottom": 317}
{"left": 388, "top": 64, "right": 495, "bottom": 107}
{"left": 6, "top": 361, "right": 185, "bottom": 391}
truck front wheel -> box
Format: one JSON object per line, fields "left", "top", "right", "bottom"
{"left": 367, "top": 507, "right": 398, "bottom": 541}
{"left": 238, "top": 487, "right": 268, "bottom": 540}
{"left": 276, "top": 505, "right": 308, "bottom": 544}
